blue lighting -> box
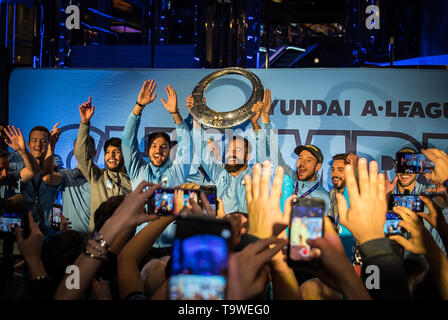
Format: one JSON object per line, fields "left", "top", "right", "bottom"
{"left": 178, "top": 19, "right": 182, "bottom": 23}
{"left": 87, "top": 8, "right": 125, "bottom": 22}
{"left": 248, "top": 16, "right": 254, "bottom": 20}
{"left": 194, "top": 57, "right": 200, "bottom": 61}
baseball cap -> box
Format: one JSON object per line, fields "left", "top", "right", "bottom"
{"left": 294, "top": 144, "right": 324, "bottom": 163}
{"left": 397, "top": 147, "right": 417, "bottom": 154}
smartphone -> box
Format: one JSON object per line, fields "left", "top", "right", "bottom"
{"left": 198, "top": 185, "right": 217, "bottom": 211}
{"left": 0, "top": 212, "right": 23, "bottom": 234}
{"left": 51, "top": 204, "right": 63, "bottom": 231}
{"left": 384, "top": 211, "right": 405, "bottom": 237}
{"left": 391, "top": 194, "right": 424, "bottom": 212}
{"left": 287, "top": 198, "right": 325, "bottom": 269}
{"left": 395, "top": 152, "right": 434, "bottom": 174}
{"left": 148, "top": 188, "right": 199, "bottom": 216}
{"left": 169, "top": 216, "right": 232, "bottom": 300}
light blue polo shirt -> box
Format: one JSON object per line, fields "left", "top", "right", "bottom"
{"left": 59, "top": 168, "right": 91, "bottom": 234}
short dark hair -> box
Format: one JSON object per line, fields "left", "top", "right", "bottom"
{"left": 332, "top": 153, "right": 349, "bottom": 161}
{"left": 147, "top": 131, "right": 171, "bottom": 149}
{"left": 29, "top": 126, "right": 50, "bottom": 141}
{"left": 94, "top": 195, "right": 126, "bottom": 232}
{"left": 228, "top": 135, "right": 252, "bottom": 155}
{"left": 104, "top": 137, "right": 122, "bottom": 153}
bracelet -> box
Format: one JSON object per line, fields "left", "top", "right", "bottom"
{"left": 136, "top": 101, "right": 145, "bottom": 108}
{"left": 170, "top": 110, "right": 179, "bottom": 114}
{"left": 32, "top": 274, "right": 48, "bottom": 281}
{"left": 93, "top": 232, "right": 111, "bottom": 250}
{"left": 84, "top": 248, "right": 107, "bottom": 261}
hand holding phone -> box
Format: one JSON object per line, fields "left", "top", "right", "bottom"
{"left": 0, "top": 212, "right": 23, "bottom": 234}
{"left": 169, "top": 216, "right": 232, "bottom": 300}
{"left": 390, "top": 194, "right": 424, "bottom": 212}
{"left": 287, "top": 198, "right": 325, "bottom": 269}
{"left": 51, "top": 204, "right": 63, "bottom": 231}
{"left": 396, "top": 152, "right": 434, "bottom": 174}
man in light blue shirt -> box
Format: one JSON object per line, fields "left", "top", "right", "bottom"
{"left": 122, "top": 80, "right": 193, "bottom": 246}
{"left": 42, "top": 137, "right": 95, "bottom": 235}
{"left": 250, "top": 89, "right": 331, "bottom": 213}
{"left": 188, "top": 93, "right": 269, "bottom": 215}
{"left": 22, "top": 125, "right": 63, "bottom": 236}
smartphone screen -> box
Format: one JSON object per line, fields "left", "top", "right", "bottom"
{"left": 169, "top": 217, "right": 231, "bottom": 300}
{"left": 199, "top": 185, "right": 217, "bottom": 211}
{"left": 51, "top": 204, "right": 63, "bottom": 230}
{"left": 392, "top": 194, "right": 424, "bottom": 212}
{"left": 0, "top": 212, "right": 23, "bottom": 233}
{"left": 396, "top": 152, "right": 434, "bottom": 174}
{"left": 384, "top": 212, "right": 403, "bottom": 236}
{"left": 150, "top": 188, "right": 199, "bottom": 216}
{"left": 288, "top": 198, "right": 324, "bottom": 263}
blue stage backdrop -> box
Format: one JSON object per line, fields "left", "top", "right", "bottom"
{"left": 8, "top": 68, "right": 448, "bottom": 191}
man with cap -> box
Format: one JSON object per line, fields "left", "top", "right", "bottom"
{"left": 279, "top": 144, "right": 331, "bottom": 214}
{"left": 250, "top": 89, "right": 331, "bottom": 214}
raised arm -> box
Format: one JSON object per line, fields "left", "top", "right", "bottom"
{"left": 54, "top": 181, "right": 160, "bottom": 300}
{"left": 389, "top": 204, "right": 448, "bottom": 299}
{"left": 161, "top": 86, "right": 192, "bottom": 182}
{"left": 187, "top": 96, "right": 224, "bottom": 184}
{"left": 122, "top": 80, "right": 156, "bottom": 182}
{"left": 74, "top": 97, "right": 102, "bottom": 182}
{"left": 41, "top": 123, "right": 63, "bottom": 186}
{"left": 4, "top": 125, "right": 39, "bottom": 183}
{"left": 117, "top": 214, "right": 175, "bottom": 300}
{"left": 255, "top": 89, "right": 295, "bottom": 178}
{"left": 244, "top": 161, "right": 300, "bottom": 299}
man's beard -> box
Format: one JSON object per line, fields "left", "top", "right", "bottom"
{"left": 225, "top": 163, "right": 246, "bottom": 173}
{"left": 332, "top": 177, "right": 345, "bottom": 190}
{"left": 296, "top": 169, "right": 316, "bottom": 182}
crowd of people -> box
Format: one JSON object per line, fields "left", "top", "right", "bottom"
{"left": 0, "top": 79, "right": 447, "bottom": 300}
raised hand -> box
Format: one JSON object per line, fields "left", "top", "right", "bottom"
{"left": 384, "top": 170, "right": 398, "bottom": 195}
{"left": 417, "top": 195, "right": 448, "bottom": 232}
{"left": 137, "top": 79, "right": 157, "bottom": 106}
{"left": 16, "top": 211, "right": 44, "bottom": 263}
{"left": 337, "top": 158, "right": 387, "bottom": 244}
{"left": 111, "top": 181, "right": 162, "bottom": 228}
{"left": 244, "top": 160, "right": 290, "bottom": 239}
{"left": 307, "top": 217, "right": 369, "bottom": 298}
{"left": 261, "top": 88, "right": 271, "bottom": 123}
{"left": 250, "top": 101, "right": 263, "bottom": 127}
{"left": 227, "top": 237, "right": 287, "bottom": 300}
{"left": 79, "top": 96, "right": 95, "bottom": 123}
{"left": 345, "top": 153, "right": 359, "bottom": 168}
{"left": 389, "top": 206, "right": 427, "bottom": 255}
{"left": 186, "top": 95, "right": 194, "bottom": 110}
{"left": 160, "top": 84, "right": 178, "bottom": 113}
{"left": 4, "top": 125, "right": 26, "bottom": 153}
{"left": 50, "top": 122, "right": 61, "bottom": 148}
{"left": 422, "top": 148, "right": 448, "bottom": 184}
